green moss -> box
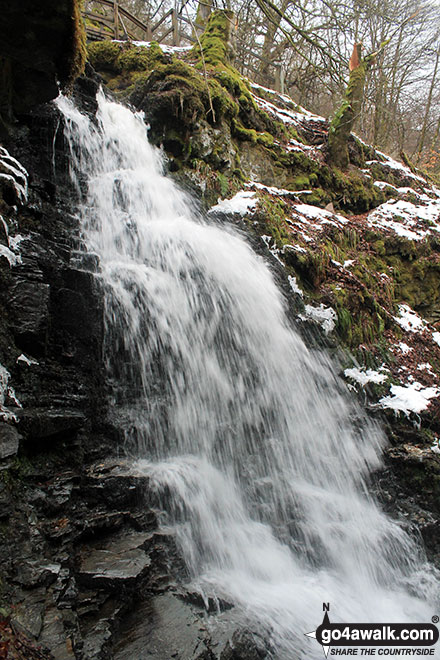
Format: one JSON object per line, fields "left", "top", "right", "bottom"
{"left": 292, "top": 175, "right": 311, "bottom": 189}
{"left": 307, "top": 188, "right": 329, "bottom": 206}
{"left": 87, "top": 40, "right": 122, "bottom": 72}
{"left": 253, "top": 196, "right": 291, "bottom": 247}
{"left": 216, "top": 172, "right": 230, "bottom": 197}
{"left": 118, "top": 46, "right": 154, "bottom": 72}
{"left": 328, "top": 57, "right": 370, "bottom": 169}
{"left": 192, "top": 10, "right": 236, "bottom": 66}
{"left": 232, "top": 122, "right": 274, "bottom": 147}
{"left": 319, "top": 167, "right": 385, "bottom": 213}
{"left": 207, "top": 78, "right": 238, "bottom": 119}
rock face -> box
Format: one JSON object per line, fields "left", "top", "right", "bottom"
{"left": 0, "top": 70, "right": 274, "bottom": 658}
{"left": 0, "top": 0, "right": 86, "bottom": 126}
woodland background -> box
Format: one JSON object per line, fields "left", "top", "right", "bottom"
{"left": 86, "top": 0, "right": 440, "bottom": 172}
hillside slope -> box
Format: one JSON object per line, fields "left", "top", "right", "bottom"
{"left": 88, "top": 20, "right": 440, "bottom": 441}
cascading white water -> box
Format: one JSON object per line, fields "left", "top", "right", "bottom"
{"left": 57, "top": 90, "right": 439, "bottom": 657}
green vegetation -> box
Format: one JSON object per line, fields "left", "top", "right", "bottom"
{"left": 193, "top": 9, "right": 237, "bottom": 66}
{"left": 86, "top": 10, "right": 440, "bottom": 359}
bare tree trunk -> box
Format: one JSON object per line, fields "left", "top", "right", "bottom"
{"left": 258, "top": 0, "right": 289, "bottom": 85}
{"left": 194, "top": 0, "right": 212, "bottom": 38}
{"left": 415, "top": 46, "right": 440, "bottom": 163}
{"left": 328, "top": 44, "right": 374, "bottom": 169}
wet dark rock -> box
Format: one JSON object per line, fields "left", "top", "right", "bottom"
{"left": 112, "top": 592, "right": 271, "bottom": 660}
{"left": 9, "top": 279, "right": 50, "bottom": 353}
{"left": 0, "top": 0, "right": 85, "bottom": 123}
{"left": 0, "top": 422, "right": 21, "bottom": 459}
{"left": 18, "top": 408, "right": 86, "bottom": 444}
{"left": 220, "top": 630, "right": 270, "bottom": 659}
{"left": 12, "top": 559, "right": 61, "bottom": 589}
{"left": 385, "top": 443, "right": 440, "bottom": 514}
{"left": 39, "top": 603, "right": 76, "bottom": 660}
{"left": 11, "top": 591, "right": 46, "bottom": 639}
{"left": 78, "top": 531, "right": 152, "bottom": 590}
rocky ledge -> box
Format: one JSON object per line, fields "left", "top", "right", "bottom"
{"left": 0, "top": 458, "right": 270, "bottom": 660}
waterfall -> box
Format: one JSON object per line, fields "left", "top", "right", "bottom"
{"left": 57, "top": 90, "right": 438, "bottom": 658}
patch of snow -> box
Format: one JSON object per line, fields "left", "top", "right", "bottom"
{"left": 397, "top": 187, "right": 429, "bottom": 200}
{"left": 299, "top": 303, "right": 336, "bottom": 334}
{"left": 379, "top": 382, "right": 439, "bottom": 415}
{"left": 394, "top": 304, "right": 427, "bottom": 333}
{"left": 369, "top": 151, "right": 426, "bottom": 184}
{"left": 17, "top": 354, "right": 39, "bottom": 367}
{"left": 115, "top": 40, "right": 192, "bottom": 54}
{"left": 252, "top": 93, "right": 325, "bottom": 129}
{"left": 260, "top": 235, "right": 283, "bottom": 264}
{"left": 433, "top": 332, "right": 440, "bottom": 347}
{"left": 8, "top": 234, "right": 28, "bottom": 251}
{"left": 0, "top": 146, "right": 28, "bottom": 202}
{"left": 249, "top": 83, "right": 325, "bottom": 122}
{"left": 431, "top": 438, "right": 440, "bottom": 454}
{"left": 288, "top": 275, "right": 303, "bottom": 297}
{"left": 0, "top": 363, "right": 21, "bottom": 422}
{"left": 343, "top": 259, "right": 355, "bottom": 268}
{"left": 417, "top": 362, "right": 434, "bottom": 373}
{"left": 293, "top": 203, "right": 348, "bottom": 226}
{"left": 366, "top": 196, "right": 440, "bottom": 240}
{"left": 282, "top": 243, "right": 306, "bottom": 254}
{"left": 208, "top": 191, "right": 257, "bottom": 216}
{"left": 286, "top": 139, "right": 315, "bottom": 153}
{"left": 374, "top": 181, "right": 398, "bottom": 191}
{"left": 344, "top": 367, "right": 388, "bottom": 387}
{"left": 398, "top": 342, "right": 413, "bottom": 354}
{"left": 246, "top": 181, "right": 298, "bottom": 197}
{"left": 0, "top": 244, "right": 21, "bottom": 266}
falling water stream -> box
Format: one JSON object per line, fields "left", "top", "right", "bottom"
{"left": 58, "top": 90, "right": 439, "bottom": 658}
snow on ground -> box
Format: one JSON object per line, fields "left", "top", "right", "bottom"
{"left": 394, "top": 304, "right": 428, "bottom": 333}
{"left": 0, "top": 244, "right": 21, "bottom": 266}
{"left": 249, "top": 82, "right": 326, "bottom": 123}
{"left": 299, "top": 303, "right": 337, "bottom": 334}
{"left": 246, "top": 181, "right": 300, "bottom": 197}
{"left": 344, "top": 367, "right": 388, "bottom": 387}
{"left": 397, "top": 342, "right": 413, "bottom": 354}
{"left": 293, "top": 203, "right": 347, "bottom": 225}
{"left": 379, "top": 382, "right": 439, "bottom": 415}
{"left": 114, "top": 40, "right": 192, "bottom": 55}
{"left": 367, "top": 197, "right": 440, "bottom": 241}
{"left": 260, "top": 235, "right": 283, "bottom": 264}
{"left": 433, "top": 332, "right": 440, "bottom": 347}
{"left": 417, "top": 362, "right": 436, "bottom": 375}
{"left": 251, "top": 92, "right": 326, "bottom": 131}
{"left": 367, "top": 151, "right": 426, "bottom": 185}
{"left": 208, "top": 191, "right": 257, "bottom": 215}
{"left": 374, "top": 181, "right": 398, "bottom": 192}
